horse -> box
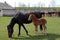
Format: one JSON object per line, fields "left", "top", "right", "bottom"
{"left": 7, "top": 11, "right": 43, "bottom": 38}
{"left": 28, "top": 12, "right": 47, "bottom": 35}
{"left": 7, "top": 12, "right": 31, "bottom": 38}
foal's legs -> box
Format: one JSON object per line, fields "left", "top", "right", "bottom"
{"left": 34, "top": 24, "right": 38, "bottom": 34}
{"left": 42, "top": 25, "right": 47, "bottom": 35}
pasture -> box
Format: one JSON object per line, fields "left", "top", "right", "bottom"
{"left": 0, "top": 16, "right": 60, "bottom": 40}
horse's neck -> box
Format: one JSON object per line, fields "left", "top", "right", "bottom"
{"left": 31, "top": 15, "right": 38, "bottom": 21}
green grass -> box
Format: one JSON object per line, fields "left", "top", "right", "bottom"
{"left": 0, "top": 16, "right": 60, "bottom": 40}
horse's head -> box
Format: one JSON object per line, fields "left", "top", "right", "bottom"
{"left": 28, "top": 12, "right": 36, "bottom": 21}
{"left": 7, "top": 25, "right": 13, "bottom": 38}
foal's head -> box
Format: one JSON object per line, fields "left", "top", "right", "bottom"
{"left": 28, "top": 12, "right": 37, "bottom": 21}
{"left": 7, "top": 25, "right": 13, "bottom": 38}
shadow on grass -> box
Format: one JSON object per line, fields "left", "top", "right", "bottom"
{"left": 11, "top": 33, "right": 60, "bottom": 40}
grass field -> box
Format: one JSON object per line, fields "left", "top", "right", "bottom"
{"left": 0, "top": 16, "right": 60, "bottom": 40}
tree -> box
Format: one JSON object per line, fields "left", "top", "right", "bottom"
{"left": 50, "top": 0, "right": 56, "bottom": 7}
{"left": 18, "top": 2, "right": 26, "bottom": 7}
{"left": 38, "top": 2, "right": 45, "bottom": 7}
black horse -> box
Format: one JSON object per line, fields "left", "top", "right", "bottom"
{"left": 7, "top": 11, "right": 43, "bottom": 38}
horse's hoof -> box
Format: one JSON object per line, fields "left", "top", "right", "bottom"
{"left": 18, "top": 34, "right": 20, "bottom": 37}
{"left": 26, "top": 31, "right": 28, "bottom": 35}
{"left": 44, "top": 33, "right": 47, "bottom": 35}
{"left": 27, "top": 33, "right": 29, "bottom": 35}
{"left": 26, "top": 32, "right": 29, "bottom": 35}
{"left": 18, "top": 35, "right": 20, "bottom": 37}
{"left": 9, "top": 36, "right": 12, "bottom": 38}
{"left": 8, "top": 35, "right": 12, "bottom": 38}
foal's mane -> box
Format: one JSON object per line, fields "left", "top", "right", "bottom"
{"left": 30, "top": 13, "right": 38, "bottom": 20}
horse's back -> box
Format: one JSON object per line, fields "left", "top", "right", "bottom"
{"left": 34, "top": 11, "right": 42, "bottom": 18}
{"left": 22, "top": 13, "right": 32, "bottom": 24}
{"left": 13, "top": 11, "right": 43, "bottom": 24}
{"left": 14, "top": 12, "right": 32, "bottom": 24}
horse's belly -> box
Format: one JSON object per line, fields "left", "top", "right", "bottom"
{"left": 33, "top": 21, "right": 40, "bottom": 25}
{"left": 34, "top": 20, "right": 45, "bottom": 25}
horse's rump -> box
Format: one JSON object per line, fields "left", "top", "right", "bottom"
{"left": 39, "top": 18, "right": 47, "bottom": 24}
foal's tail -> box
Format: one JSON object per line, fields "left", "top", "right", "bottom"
{"left": 44, "top": 19, "right": 47, "bottom": 24}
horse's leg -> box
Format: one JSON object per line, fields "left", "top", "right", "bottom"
{"left": 34, "top": 24, "right": 38, "bottom": 34}
{"left": 44, "top": 25, "right": 47, "bottom": 35}
{"left": 40, "top": 25, "right": 43, "bottom": 31}
{"left": 21, "top": 24, "right": 28, "bottom": 35}
{"left": 42, "top": 25, "right": 47, "bottom": 35}
{"left": 18, "top": 24, "right": 21, "bottom": 37}
{"left": 40, "top": 25, "right": 43, "bottom": 34}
